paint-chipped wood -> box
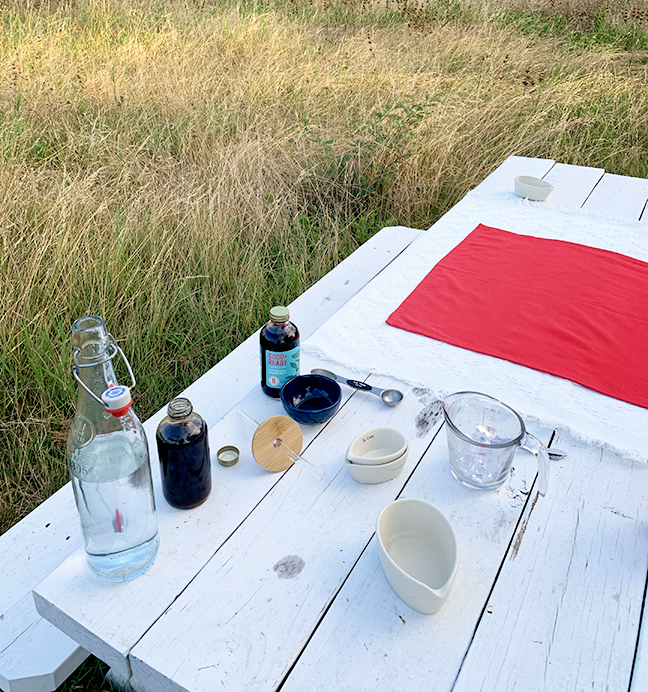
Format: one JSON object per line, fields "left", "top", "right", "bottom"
{"left": 26, "top": 157, "right": 648, "bottom": 692}
{"left": 128, "top": 381, "right": 449, "bottom": 691}
{"left": 3, "top": 225, "right": 423, "bottom": 692}
{"left": 280, "top": 423, "right": 548, "bottom": 692}
{"left": 451, "top": 436, "right": 648, "bottom": 692}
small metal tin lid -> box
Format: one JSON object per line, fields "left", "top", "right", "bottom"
{"left": 217, "top": 445, "right": 240, "bottom": 467}
{"left": 269, "top": 306, "right": 290, "bottom": 323}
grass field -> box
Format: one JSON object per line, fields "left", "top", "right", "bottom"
{"left": 0, "top": 0, "right": 647, "bottom": 688}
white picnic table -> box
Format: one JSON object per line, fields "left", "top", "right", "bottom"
{"left": 10, "top": 155, "right": 648, "bottom": 692}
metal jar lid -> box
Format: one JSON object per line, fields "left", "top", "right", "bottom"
{"left": 217, "top": 445, "right": 240, "bottom": 467}
{"left": 269, "top": 306, "right": 290, "bottom": 323}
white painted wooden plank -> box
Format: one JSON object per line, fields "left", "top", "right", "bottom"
{"left": 132, "top": 406, "right": 548, "bottom": 691}
{"left": 451, "top": 432, "right": 648, "bottom": 692}
{"left": 33, "top": 353, "right": 361, "bottom": 680}
{"left": 582, "top": 172, "right": 648, "bottom": 221}
{"left": 641, "top": 201, "right": 648, "bottom": 224}
{"left": 127, "top": 383, "right": 452, "bottom": 692}
{"left": 630, "top": 607, "right": 648, "bottom": 692}
{"left": 0, "top": 596, "right": 88, "bottom": 692}
{"left": 280, "top": 422, "right": 549, "bottom": 692}
{"left": 542, "top": 162, "right": 604, "bottom": 210}
{"left": 1, "top": 225, "right": 420, "bottom": 690}
{"left": 0, "top": 487, "right": 88, "bottom": 692}
{"left": 472, "top": 156, "right": 555, "bottom": 195}
{"left": 0, "top": 484, "right": 81, "bottom": 615}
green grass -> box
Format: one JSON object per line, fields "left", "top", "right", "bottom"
{"left": 496, "top": 7, "right": 648, "bottom": 50}
{"left": 58, "top": 657, "right": 115, "bottom": 692}
{"left": 3, "top": 0, "right": 648, "bottom": 529}
{"left": 2, "top": 0, "right": 648, "bottom": 521}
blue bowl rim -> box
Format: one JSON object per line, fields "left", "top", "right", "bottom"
{"left": 280, "top": 373, "right": 342, "bottom": 413}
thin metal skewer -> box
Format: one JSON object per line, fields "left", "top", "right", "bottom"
{"left": 237, "top": 409, "right": 325, "bottom": 480}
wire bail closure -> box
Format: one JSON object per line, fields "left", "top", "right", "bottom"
{"left": 72, "top": 334, "right": 137, "bottom": 406}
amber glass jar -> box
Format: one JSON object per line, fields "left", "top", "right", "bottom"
{"left": 156, "top": 398, "right": 211, "bottom": 509}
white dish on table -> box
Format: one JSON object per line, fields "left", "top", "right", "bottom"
{"left": 344, "top": 451, "right": 407, "bottom": 484}
{"left": 346, "top": 428, "right": 408, "bottom": 465}
{"left": 376, "top": 498, "right": 458, "bottom": 614}
{"left": 514, "top": 175, "right": 554, "bottom": 201}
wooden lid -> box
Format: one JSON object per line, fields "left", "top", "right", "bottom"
{"left": 251, "top": 415, "right": 303, "bottom": 472}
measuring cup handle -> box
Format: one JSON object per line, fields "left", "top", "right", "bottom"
{"left": 520, "top": 433, "right": 549, "bottom": 496}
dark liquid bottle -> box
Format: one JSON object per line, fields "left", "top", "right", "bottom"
{"left": 156, "top": 398, "right": 212, "bottom": 509}
{"left": 260, "top": 306, "right": 300, "bottom": 398}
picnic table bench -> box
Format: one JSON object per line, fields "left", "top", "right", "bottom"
{"left": 3, "top": 155, "right": 648, "bottom": 692}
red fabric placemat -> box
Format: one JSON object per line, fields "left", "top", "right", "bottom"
{"left": 387, "top": 223, "right": 648, "bottom": 409}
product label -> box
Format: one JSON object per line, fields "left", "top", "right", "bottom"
{"left": 264, "top": 346, "right": 300, "bottom": 389}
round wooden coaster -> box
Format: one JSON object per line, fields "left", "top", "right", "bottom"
{"left": 251, "top": 415, "right": 303, "bottom": 472}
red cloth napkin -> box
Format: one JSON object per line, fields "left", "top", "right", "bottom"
{"left": 387, "top": 223, "right": 648, "bottom": 409}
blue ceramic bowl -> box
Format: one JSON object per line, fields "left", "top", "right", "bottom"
{"left": 280, "top": 374, "right": 342, "bottom": 425}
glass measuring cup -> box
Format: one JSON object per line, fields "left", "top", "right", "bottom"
{"left": 442, "top": 392, "right": 549, "bottom": 496}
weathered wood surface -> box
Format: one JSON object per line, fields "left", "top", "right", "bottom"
{"left": 0, "top": 593, "right": 88, "bottom": 692}
{"left": 1, "top": 225, "right": 423, "bottom": 692}
{"left": 543, "top": 162, "right": 604, "bottom": 210}
{"left": 582, "top": 172, "right": 648, "bottom": 221}
{"left": 34, "top": 354, "right": 364, "bottom": 678}
{"left": 281, "top": 430, "right": 648, "bottom": 692}
{"left": 27, "top": 156, "right": 648, "bottom": 692}
{"left": 451, "top": 433, "right": 648, "bottom": 692}
{"left": 34, "top": 364, "right": 430, "bottom": 681}
{"left": 470, "top": 156, "right": 648, "bottom": 225}
{"left": 127, "top": 380, "right": 452, "bottom": 691}
{"left": 27, "top": 222, "right": 425, "bottom": 683}
{"left": 472, "top": 156, "right": 555, "bottom": 195}
{"left": 0, "top": 487, "right": 89, "bottom": 692}
{"left": 279, "top": 419, "right": 549, "bottom": 692}
{"left": 631, "top": 619, "right": 648, "bottom": 692}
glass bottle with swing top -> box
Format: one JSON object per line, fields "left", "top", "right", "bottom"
{"left": 67, "top": 316, "right": 159, "bottom": 581}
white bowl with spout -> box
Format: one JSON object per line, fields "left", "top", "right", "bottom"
{"left": 376, "top": 498, "right": 458, "bottom": 614}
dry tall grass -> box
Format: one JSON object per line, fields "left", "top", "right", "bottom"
{"left": 1, "top": 0, "right": 648, "bottom": 534}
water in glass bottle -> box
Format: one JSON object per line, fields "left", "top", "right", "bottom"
{"left": 67, "top": 316, "right": 159, "bottom": 581}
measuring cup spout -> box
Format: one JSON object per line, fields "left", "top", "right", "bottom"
{"left": 520, "top": 433, "right": 549, "bottom": 496}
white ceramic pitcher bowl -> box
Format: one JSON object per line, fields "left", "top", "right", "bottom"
{"left": 376, "top": 498, "right": 458, "bottom": 614}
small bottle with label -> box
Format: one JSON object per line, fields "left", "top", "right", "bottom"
{"left": 260, "top": 306, "right": 300, "bottom": 398}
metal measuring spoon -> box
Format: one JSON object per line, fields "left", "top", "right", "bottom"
{"left": 311, "top": 369, "right": 404, "bottom": 406}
